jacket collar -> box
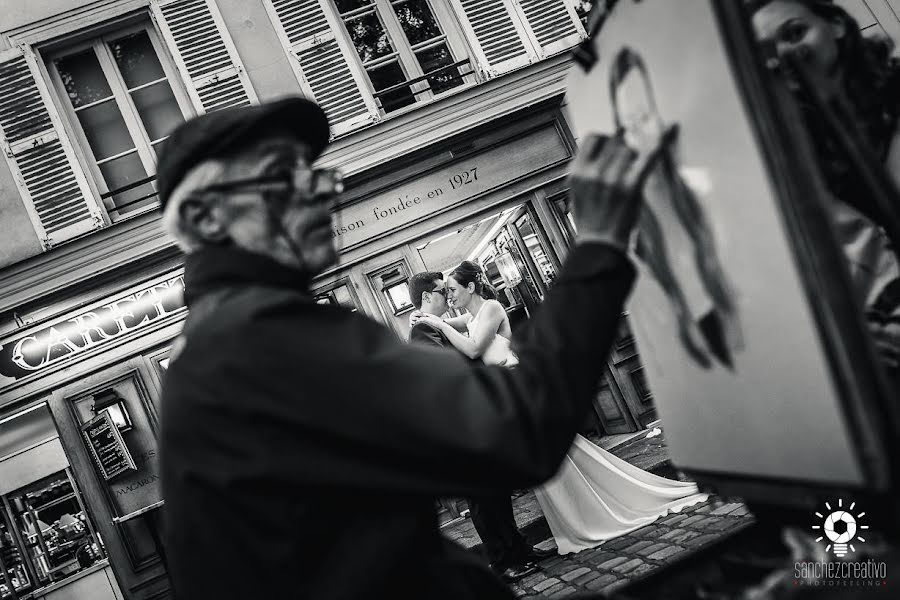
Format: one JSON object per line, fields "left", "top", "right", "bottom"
{"left": 183, "top": 246, "right": 312, "bottom": 307}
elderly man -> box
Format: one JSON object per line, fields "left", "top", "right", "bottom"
{"left": 158, "top": 97, "right": 669, "bottom": 599}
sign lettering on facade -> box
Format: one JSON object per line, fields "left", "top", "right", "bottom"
{"left": 331, "top": 126, "right": 569, "bottom": 251}
{"left": 0, "top": 273, "right": 185, "bottom": 384}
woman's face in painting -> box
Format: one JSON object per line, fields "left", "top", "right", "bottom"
{"left": 752, "top": 0, "right": 845, "bottom": 88}
{"left": 614, "top": 65, "right": 664, "bottom": 151}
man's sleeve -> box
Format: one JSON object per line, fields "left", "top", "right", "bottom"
{"left": 240, "top": 243, "right": 635, "bottom": 497}
{"left": 409, "top": 323, "right": 447, "bottom": 349}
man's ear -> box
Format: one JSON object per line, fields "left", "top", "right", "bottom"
{"left": 179, "top": 195, "right": 230, "bottom": 244}
{"left": 420, "top": 291, "right": 429, "bottom": 307}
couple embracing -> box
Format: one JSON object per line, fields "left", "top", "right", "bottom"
{"left": 407, "top": 260, "right": 708, "bottom": 579}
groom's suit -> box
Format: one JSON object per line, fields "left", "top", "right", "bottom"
{"left": 409, "top": 322, "right": 533, "bottom": 571}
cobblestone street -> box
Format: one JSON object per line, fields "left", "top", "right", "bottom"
{"left": 441, "top": 430, "right": 755, "bottom": 598}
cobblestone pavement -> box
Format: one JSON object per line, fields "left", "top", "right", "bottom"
{"left": 440, "top": 430, "right": 755, "bottom": 598}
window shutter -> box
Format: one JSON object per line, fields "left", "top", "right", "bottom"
{"left": 0, "top": 47, "right": 104, "bottom": 249}
{"left": 515, "top": 0, "right": 586, "bottom": 57}
{"left": 151, "top": 0, "right": 258, "bottom": 113}
{"left": 451, "top": 0, "right": 537, "bottom": 77}
{"left": 264, "top": 0, "right": 377, "bottom": 136}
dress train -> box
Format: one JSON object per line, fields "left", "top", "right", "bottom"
{"left": 535, "top": 434, "right": 708, "bottom": 554}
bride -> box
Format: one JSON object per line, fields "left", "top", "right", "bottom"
{"left": 414, "top": 260, "right": 708, "bottom": 555}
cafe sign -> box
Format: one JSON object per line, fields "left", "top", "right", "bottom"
{"left": 0, "top": 272, "right": 185, "bottom": 385}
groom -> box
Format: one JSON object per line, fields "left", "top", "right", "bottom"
{"left": 407, "top": 271, "right": 553, "bottom": 581}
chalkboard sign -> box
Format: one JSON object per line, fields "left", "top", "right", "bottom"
{"left": 81, "top": 412, "right": 137, "bottom": 481}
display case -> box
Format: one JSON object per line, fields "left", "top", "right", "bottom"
{"left": 1, "top": 470, "right": 105, "bottom": 592}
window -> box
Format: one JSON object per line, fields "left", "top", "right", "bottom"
{"left": 368, "top": 262, "right": 414, "bottom": 315}
{"left": 0, "top": 406, "right": 105, "bottom": 597}
{"left": 314, "top": 278, "right": 363, "bottom": 313}
{"left": 4, "top": 471, "right": 105, "bottom": 590}
{"left": 49, "top": 25, "right": 189, "bottom": 220}
{"left": 334, "top": 0, "right": 466, "bottom": 113}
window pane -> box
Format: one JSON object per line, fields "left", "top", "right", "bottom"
{"left": 8, "top": 472, "right": 105, "bottom": 586}
{"left": 335, "top": 0, "right": 372, "bottom": 12}
{"left": 415, "top": 44, "right": 463, "bottom": 94}
{"left": 369, "top": 61, "right": 415, "bottom": 112}
{"left": 108, "top": 32, "right": 166, "bottom": 89}
{"left": 55, "top": 50, "right": 113, "bottom": 108}
{"left": 345, "top": 11, "right": 394, "bottom": 63}
{"left": 386, "top": 282, "right": 412, "bottom": 311}
{"left": 131, "top": 81, "right": 184, "bottom": 141}
{"left": 76, "top": 100, "right": 135, "bottom": 160}
{"left": 393, "top": 0, "right": 442, "bottom": 46}
{"left": 1, "top": 512, "right": 32, "bottom": 596}
{"left": 98, "top": 152, "right": 156, "bottom": 215}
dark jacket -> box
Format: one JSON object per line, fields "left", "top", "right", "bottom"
{"left": 409, "top": 321, "right": 463, "bottom": 354}
{"left": 160, "top": 244, "right": 634, "bottom": 599}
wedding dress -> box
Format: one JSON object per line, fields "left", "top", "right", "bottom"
{"left": 468, "top": 308, "right": 708, "bottom": 555}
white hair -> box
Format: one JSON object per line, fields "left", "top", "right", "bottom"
{"left": 160, "top": 160, "right": 228, "bottom": 253}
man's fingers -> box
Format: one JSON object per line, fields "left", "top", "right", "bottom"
{"left": 624, "top": 124, "right": 679, "bottom": 190}
{"left": 598, "top": 140, "right": 638, "bottom": 183}
{"left": 571, "top": 134, "right": 609, "bottom": 173}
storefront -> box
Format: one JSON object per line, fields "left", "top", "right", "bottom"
{"left": 0, "top": 270, "right": 183, "bottom": 599}
{"left": 314, "top": 97, "right": 657, "bottom": 437}
{"left": 0, "top": 96, "right": 654, "bottom": 600}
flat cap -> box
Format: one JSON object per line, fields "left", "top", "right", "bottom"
{"left": 156, "top": 97, "right": 330, "bottom": 208}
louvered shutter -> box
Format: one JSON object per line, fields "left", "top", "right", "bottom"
{"left": 264, "top": 0, "right": 377, "bottom": 136}
{"left": 515, "top": 0, "right": 586, "bottom": 57}
{"left": 151, "top": 0, "right": 257, "bottom": 113}
{"left": 450, "top": 0, "right": 537, "bottom": 78}
{"left": 0, "top": 47, "right": 104, "bottom": 249}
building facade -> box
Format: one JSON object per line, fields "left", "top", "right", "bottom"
{"left": 0, "top": 0, "right": 894, "bottom": 598}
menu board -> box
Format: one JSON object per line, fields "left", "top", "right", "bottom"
{"left": 81, "top": 412, "right": 137, "bottom": 481}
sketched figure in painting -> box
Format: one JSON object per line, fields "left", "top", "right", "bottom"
{"left": 609, "top": 46, "right": 743, "bottom": 368}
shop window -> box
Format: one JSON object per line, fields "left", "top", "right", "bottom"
{"left": 2, "top": 471, "right": 105, "bottom": 591}
{"left": 334, "top": 0, "right": 466, "bottom": 113}
{"left": 0, "top": 402, "right": 107, "bottom": 598}
{"left": 314, "top": 278, "right": 363, "bottom": 313}
{"left": 47, "top": 25, "right": 189, "bottom": 221}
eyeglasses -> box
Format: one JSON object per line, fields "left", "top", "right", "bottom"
{"left": 429, "top": 287, "right": 448, "bottom": 298}
{"left": 198, "top": 161, "right": 344, "bottom": 206}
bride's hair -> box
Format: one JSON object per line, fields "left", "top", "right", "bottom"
{"left": 450, "top": 261, "right": 498, "bottom": 300}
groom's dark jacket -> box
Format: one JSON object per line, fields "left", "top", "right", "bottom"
{"left": 160, "top": 243, "right": 634, "bottom": 600}
{"left": 409, "top": 321, "right": 470, "bottom": 355}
